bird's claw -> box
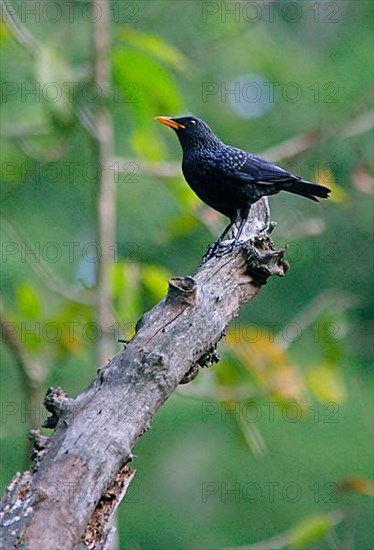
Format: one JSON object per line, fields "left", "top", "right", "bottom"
{"left": 201, "top": 240, "right": 236, "bottom": 263}
{"left": 201, "top": 242, "right": 221, "bottom": 263}
{"left": 202, "top": 231, "right": 276, "bottom": 264}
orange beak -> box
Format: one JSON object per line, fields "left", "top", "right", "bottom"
{"left": 154, "top": 116, "right": 185, "bottom": 130}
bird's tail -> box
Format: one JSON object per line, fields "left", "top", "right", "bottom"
{"left": 285, "top": 179, "right": 331, "bottom": 202}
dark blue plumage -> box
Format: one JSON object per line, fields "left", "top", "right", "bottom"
{"left": 155, "top": 115, "right": 330, "bottom": 251}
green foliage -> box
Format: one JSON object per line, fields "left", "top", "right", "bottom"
{"left": 0, "top": 1, "right": 372, "bottom": 548}
{"left": 141, "top": 263, "right": 170, "bottom": 302}
{"left": 287, "top": 513, "right": 341, "bottom": 549}
{"left": 15, "top": 283, "right": 41, "bottom": 321}
{"left": 112, "top": 29, "right": 185, "bottom": 159}
{"left": 117, "top": 28, "right": 190, "bottom": 72}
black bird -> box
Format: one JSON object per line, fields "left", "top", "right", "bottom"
{"left": 155, "top": 115, "right": 330, "bottom": 254}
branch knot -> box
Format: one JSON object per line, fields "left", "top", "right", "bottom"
{"left": 166, "top": 276, "right": 197, "bottom": 306}
{"left": 42, "top": 387, "right": 72, "bottom": 429}
{"left": 242, "top": 236, "right": 289, "bottom": 284}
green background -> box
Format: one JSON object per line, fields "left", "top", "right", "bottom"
{"left": 1, "top": 1, "right": 373, "bottom": 548}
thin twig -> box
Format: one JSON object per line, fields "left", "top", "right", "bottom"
{"left": 1, "top": 217, "right": 93, "bottom": 306}
{"left": 225, "top": 510, "right": 344, "bottom": 550}
{"left": 76, "top": 105, "right": 100, "bottom": 140}
{"left": 341, "top": 109, "right": 374, "bottom": 139}
{"left": 0, "top": 0, "right": 41, "bottom": 54}
{"left": 0, "top": 301, "right": 46, "bottom": 427}
{"left": 276, "top": 289, "right": 357, "bottom": 350}
{"left": 17, "top": 138, "right": 68, "bottom": 163}
{"left": 93, "top": 1, "right": 116, "bottom": 368}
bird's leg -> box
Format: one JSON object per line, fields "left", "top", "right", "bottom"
{"left": 233, "top": 209, "right": 250, "bottom": 246}
{"left": 202, "top": 218, "right": 236, "bottom": 262}
{"left": 203, "top": 210, "right": 249, "bottom": 262}
{"left": 218, "top": 218, "right": 236, "bottom": 242}
{"left": 202, "top": 207, "right": 256, "bottom": 262}
{"left": 215, "top": 208, "right": 249, "bottom": 255}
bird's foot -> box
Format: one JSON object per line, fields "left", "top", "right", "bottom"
{"left": 201, "top": 241, "right": 220, "bottom": 263}
{"left": 202, "top": 232, "right": 276, "bottom": 264}
{"left": 201, "top": 239, "right": 234, "bottom": 263}
{"left": 201, "top": 240, "right": 232, "bottom": 265}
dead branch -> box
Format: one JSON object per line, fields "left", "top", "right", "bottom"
{"left": 0, "top": 199, "right": 288, "bottom": 549}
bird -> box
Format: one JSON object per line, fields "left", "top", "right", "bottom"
{"left": 155, "top": 115, "right": 331, "bottom": 256}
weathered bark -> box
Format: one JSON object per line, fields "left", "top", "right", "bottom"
{"left": 0, "top": 198, "right": 288, "bottom": 550}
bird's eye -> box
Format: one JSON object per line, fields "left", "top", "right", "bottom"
{"left": 190, "top": 119, "right": 197, "bottom": 125}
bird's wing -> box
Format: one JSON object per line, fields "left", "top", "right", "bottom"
{"left": 233, "top": 154, "right": 299, "bottom": 184}
{"left": 211, "top": 149, "right": 299, "bottom": 185}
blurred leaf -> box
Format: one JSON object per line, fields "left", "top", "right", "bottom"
{"left": 287, "top": 513, "right": 342, "bottom": 549}
{"left": 313, "top": 167, "right": 347, "bottom": 204}
{"left": 203, "top": 353, "right": 259, "bottom": 401}
{"left": 130, "top": 126, "right": 164, "bottom": 160}
{"left": 163, "top": 181, "right": 202, "bottom": 240}
{"left": 48, "top": 301, "right": 93, "bottom": 357}
{"left": 338, "top": 477, "right": 373, "bottom": 496}
{"left": 117, "top": 29, "right": 189, "bottom": 71}
{"left": 112, "top": 49, "right": 182, "bottom": 111}
{"left": 306, "top": 363, "right": 346, "bottom": 403}
{"left": 112, "top": 49, "right": 182, "bottom": 158}
{"left": 163, "top": 178, "right": 199, "bottom": 208}
{"left": 112, "top": 262, "right": 125, "bottom": 303}
{"left": 111, "top": 263, "right": 142, "bottom": 330}
{"left": 0, "top": 21, "right": 10, "bottom": 46}
{"left": 141, "top": 264, "right": 170, "bottom": 302}
{"left": 225, "top": 326, "right": 305, "bottom": 402}
{"left": 16, "top": 283, "right": 41, "bottom": 320}
{"left": 326, "top": 181, "right": 348, "bottom": 204}
{"left": 239, "top": 418, "right": 267, "bottom": 459}
{"left": 166, "top": 214, "right": 198, "bottom": 240}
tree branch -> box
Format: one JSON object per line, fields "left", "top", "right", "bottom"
{"left": 93, "top": 0, "right": 116, "bottom": 369}
{"left": 0, "top": 199, "right": 288, "bottom": 549}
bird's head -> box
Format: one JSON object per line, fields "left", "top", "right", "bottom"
{"left": 155, "top": 115, "right": 220, "bottom": 151}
